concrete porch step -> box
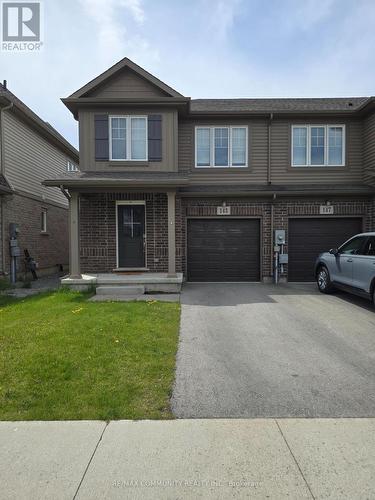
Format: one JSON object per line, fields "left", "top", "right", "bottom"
{"left": 96, "top": 285, "right": 145, "bottom": 296}
{"left": 89, "top": 293, "right": 180, "bottom": 303}
{"left": 61, "top": 273, "right": 183, "bottom": 293}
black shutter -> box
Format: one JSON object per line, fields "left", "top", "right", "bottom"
{"left": 94, "top": 114, "right": 109, "bottom": 160}
{"left": 148, "top": 115, "right": 162, "bottom": 162}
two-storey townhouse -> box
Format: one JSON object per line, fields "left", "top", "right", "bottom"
{"left": 0, "top": 82, "right": 79, "bottom": 280}
{"left": 44, "top": 58, "right": 375, "bottom": 290}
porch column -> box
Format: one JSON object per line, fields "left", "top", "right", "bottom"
{"left": 167, "top": 190, "right": 176, "bottom": 277}
{"left": 69, "top": 191, "right": 81, "bottom": 278}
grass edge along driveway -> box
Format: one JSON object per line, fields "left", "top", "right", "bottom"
{"left": 0, "top": 290, "right": 180, "bottom": 420}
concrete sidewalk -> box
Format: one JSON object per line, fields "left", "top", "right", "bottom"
{"left": 1, "top": 419, "right": 375, "bottom": 500}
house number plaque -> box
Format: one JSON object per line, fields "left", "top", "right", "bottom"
{"left": 217, "top": 206, "right": 231, "bottom": 215}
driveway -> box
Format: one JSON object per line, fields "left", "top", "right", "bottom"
{"left": 171, "top": 283, "right": 375, "bottom": 418}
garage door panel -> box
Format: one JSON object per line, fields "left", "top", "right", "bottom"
{"left": 187, "top": 219, "right": 260, "bottom": 282}
{"left": 288, "top": 217, "right": 363, "bottom": 282}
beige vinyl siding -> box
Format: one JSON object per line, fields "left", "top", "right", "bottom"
{"left": 270, "top": 118, "right": 364, "bottom": 184}
{"left": 3, "top": 111, "right": 71, "bottom": 207}
{"left": 86, "top": 68, "right": 169, "bottom": 99}
{"left": 178, "top": 118, "right": 268, "bottom": 184}
{"left": 363, "top": 112, "right": 375, "bottom": 186}
{"left": 79, "top": 108, "right": 178, "bottom": 172}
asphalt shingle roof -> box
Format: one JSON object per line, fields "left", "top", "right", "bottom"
{"left": 43, "top": 171, "right": 189, "bottom": 186}
{"left": 190, "top": 97, "right": 370, "bottom": 113}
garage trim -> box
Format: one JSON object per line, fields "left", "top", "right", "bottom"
{"left": 185, "top": 216, "right": 263, "bottom": 283}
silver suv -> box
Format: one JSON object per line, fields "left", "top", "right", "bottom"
{"left": 315, "top": 232, "right": 375, "bottom": 306}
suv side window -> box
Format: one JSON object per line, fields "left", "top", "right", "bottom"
{"left": 339, "top": 236, "right": 366, "bottom": 255}
{"left": 363, "top": 237, "right": 375, "bottom": 256}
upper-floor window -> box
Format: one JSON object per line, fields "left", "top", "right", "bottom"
{"left": 109, "top": 116, "right": 148, "bottom": 161}
{"left": 195, "top": 126, "right": 248, "bottom": 168}
{"left": 292, "top": 125, "right": 345, "bottom": 167}
{"left": 67, "top": 160, "right": 79, "bottom": 172}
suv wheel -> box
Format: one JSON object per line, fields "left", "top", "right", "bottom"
{"left": 317, "top": 266, "right": 333, "bottom": 294}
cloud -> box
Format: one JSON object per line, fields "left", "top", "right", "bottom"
{"left": 282, "top": 0, "right": 337, "bottom": 32}
{"left": 205, "top": 0, "right": 242, "bottom": 40}
{"left": 79, "top": 0, "right": 145, "bottom": 58}
{"left": 122, "top": 0, "right": 145, "bottom": 23}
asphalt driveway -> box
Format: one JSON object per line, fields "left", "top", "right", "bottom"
{"left": 171, "top": 283, "right": 375, "bottom": 418}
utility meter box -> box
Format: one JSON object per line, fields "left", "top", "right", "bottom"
{"left": 9, "top": 223, "right": 19, "bottom": 238}
{"left": 279, "top": 254, "right": 289, "bottom": 264}
{"left": 10, "top": 246, "right": 21, "bottom": 257}
{"left": 275, "top": 230, "right": 286, "bottom": 245}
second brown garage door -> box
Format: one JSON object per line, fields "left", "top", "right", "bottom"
{"left": 187, "top": 219, "right": 260, "bottom": 282}
{"left": 288, "top": 217, "right": 363, "bottom": 282}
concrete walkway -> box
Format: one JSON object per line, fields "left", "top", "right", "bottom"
{"left": 1, "top": 274, "right": 61, "bottom": 298}
{"left": 1, "top": 418, "right": 375, "bottom": 499}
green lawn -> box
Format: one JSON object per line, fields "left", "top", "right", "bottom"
{"left": 0, "top": 290, "right": 180, "bottom": 420}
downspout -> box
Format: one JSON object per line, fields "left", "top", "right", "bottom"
{"left": 267, "top": 113, "right": 273, "bottom": 185}
{"left": 0, "top": 101, "right": 14, "bottom": 275}
{"left": 268, "top": 113, "right": 274, "bottom": 280}
{"left": 270, "top": 193, "right": 276, "bottom": 280}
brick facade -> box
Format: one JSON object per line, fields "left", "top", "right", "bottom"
{"left": 78, "top": 192, "right": 374, "bottom": 280}
{"left": 80, "top": 192, "right": 169, "bottom": 273}
{"left": 370, "top": 196, "right": 375, "bottom": 231}
{"left": 1, "top": 192, "right": 68, "bottom": 278}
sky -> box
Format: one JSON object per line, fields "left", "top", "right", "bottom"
{"left": 1, "top": 0, "right": 375, "bottom": 149}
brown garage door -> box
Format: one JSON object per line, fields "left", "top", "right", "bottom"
{"left": 288, "top": 217, "right": 363, "bottom": 282}
{"left": 187, "top": 219, "right": 260, "bottom": 282}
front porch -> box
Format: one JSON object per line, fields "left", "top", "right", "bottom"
{"left": 61, "top": 272, "right": 183, "bottom": 293}
{"left": 62, "top": 183, "right": 185, "bottom": 296}
{"left": 42, "top": 172, "right": 190, "bottom": 292}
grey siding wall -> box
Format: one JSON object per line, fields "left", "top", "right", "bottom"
{"left": 364, "top": 112, "right": 375, "bottom": 186}
{"left": 86, "top": 68, "right": 169, "bottom": 99}
{"left": 178, "top": 118, "right": 268, "bottom": 184}
{"left": 178, "top": 116, "right": 365, "bottom": 185}
{"left": 3, "top": 110, "right": 72, "bottom": 207}
{"left": 79, "top": 108, "right": 178, "bottom": 172}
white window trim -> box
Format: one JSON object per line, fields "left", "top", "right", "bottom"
{"left": 291, "top": 124, "right": 346, "bottom": 167}
{"left": 195, "top": 126, "right": 248, "bottom": 168}
{"left": 67, "top": 160, "right": 79, "bottom": 172}
{"left": 109, "top": 115, "right": 148, "bottom": 162}
{"left": 41, "top": 210, "right": 47, "bottom": 233}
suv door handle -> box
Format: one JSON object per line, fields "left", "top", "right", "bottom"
{"left": 346, "top": 258, "right": 353, "bottom": 262}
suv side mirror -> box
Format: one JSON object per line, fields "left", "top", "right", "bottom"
{"left": 329, "top": 248, "right": 339, "bottom": 256}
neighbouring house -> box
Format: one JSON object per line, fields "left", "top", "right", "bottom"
{"left": 43, "top": 57, "right": 375, "bottom": 292}
{"left": 0, "top": 82, "right": 79, "bottom": 281}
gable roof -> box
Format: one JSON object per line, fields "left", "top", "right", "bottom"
{"left": 190, "top": 97, "right": 374, "bottom": 114}
{"left": 0, "top": 83, "right": 78, "bottom": 162}
{"left": 66, "top": 58, "right": 375, "bottom": 117}
{"left": 68, "top": 57, "right": 185, "bottom": 99}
